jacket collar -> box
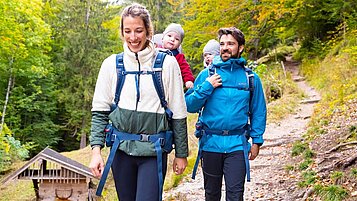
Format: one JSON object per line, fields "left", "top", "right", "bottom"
{"left": 123, "top": 41, "right": 155, "bottom": 64}
{"left": 170, "top": 49, "right": 180, "bottom": 56}
{"left": 212, "top": 55, "right": 247, "bottom": 69}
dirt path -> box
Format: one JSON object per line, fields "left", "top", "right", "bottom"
{"left": 164, "top": 58, "right": 321, "bottom": 201}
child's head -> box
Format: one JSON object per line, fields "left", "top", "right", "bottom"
{"left": 162, "top": 23, "right": 184, "bottom": 50}
{"left": 152, "top": 33, "right": 163, "bottom": 48}
{"left": 203, "top": 39, "right": 220, "bottom": 67}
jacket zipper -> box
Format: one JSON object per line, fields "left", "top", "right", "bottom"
{"left": 135, "top": 53, "right": 140, "bottom": 111}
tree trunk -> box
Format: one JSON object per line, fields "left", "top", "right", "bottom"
{"left": 80, "top": 131, "right": 87, "bottom": 149}
{"left": 0, "top": 58, "right": 14, "bottom": 134}
{"left": 79, "top": 0, "right": 91, "bottom": 149}
{"left": 80, "top": 114, "right": 87, "bottom": 149}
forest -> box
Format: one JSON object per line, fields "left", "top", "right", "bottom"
{"left": 0, "top": 0, "right": 356, "bottom": 199}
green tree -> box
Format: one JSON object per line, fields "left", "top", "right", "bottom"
{"left": 125, "top": 0, "right": 181, "bottom": 33}
{"left": 293, "top": 0, "right": 357, "bottom": 56}
{"left": 45, "top": 0, "right": 121, "bottom": 150}
{"left": 0, "top": 0, "right": 57, "bottom": 155}
{"left": 182, "top": 0, "right": 251, "bottom": 74}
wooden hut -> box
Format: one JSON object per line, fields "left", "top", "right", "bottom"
{"left": 1, "top": 147, "right": 96, "bottom": 201}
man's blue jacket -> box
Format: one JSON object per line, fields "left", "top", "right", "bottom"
{"left": 185, "top": 56, "right": 267, "bottom": 153}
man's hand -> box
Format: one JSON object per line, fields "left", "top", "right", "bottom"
{"left": 249, "top": 144, "right": 260, "bottom": 160}
{"left": 207, "top": 73, "right": 222, "bottom": 88}
{"left": 89, "top": 147, "right": 105, "bottom": 178}
{"left": 173, "top": 157, "right": 188, "bottom": 175}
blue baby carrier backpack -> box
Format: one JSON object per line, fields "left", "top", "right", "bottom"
{"left": 192, "top": 63, "right": 255, "bottom": 182}
{"left": 96, "top": 50, "right": 173, "bottom": 201}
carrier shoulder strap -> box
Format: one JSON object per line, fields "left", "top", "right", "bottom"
{"left": 207, "top": 64, "right": 254, "bottom": 105}
{"left": 245, "top": 67, "right": 255, "bottom": 116}
{"left": 151, "top": 51, "right": 173, "bottom": 119}
{"left": 113, "top": 51, "right": 173, "bottom": 119}
{"left": 114, "top": 53, "right": 125, "bottom": 106}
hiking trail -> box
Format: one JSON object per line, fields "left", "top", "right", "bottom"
{"left": 163, "top": 56, "right": 321, "bottom": 201}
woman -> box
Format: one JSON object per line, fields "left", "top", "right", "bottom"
{"left": 89, "top": 3, "right": 188, "bottom": 201}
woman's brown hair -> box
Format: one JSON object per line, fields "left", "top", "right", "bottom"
{"left": 120, "top": 3, "right": 153, "bottom": 40}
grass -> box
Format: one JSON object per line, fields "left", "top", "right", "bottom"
{"left": 291, "top": 33, "right": 357, "bottom": 200}
{"left": 314, "top": 184, "right": 349, "bottom": 201}
{"left": 164, "top": 113, "right": 198, "bottom": 190}
{"left": 291, "top": 141, "right": 309, "bottom": 157}
{"left": 298, "top": 170, "right": 317, "bottom": 187}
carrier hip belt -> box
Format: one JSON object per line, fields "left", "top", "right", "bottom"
{"left": 96, "top": 129, "right": 167, "bottom": 201}
{"left": 192, "top": 127, "right": 251, "bottom": 182}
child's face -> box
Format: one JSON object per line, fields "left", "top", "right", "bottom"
{"left": 163, "top": 31, "right": 181, "bottom": 50}
{"left": 204, "top": 53, "right": 215, "bottom": 66}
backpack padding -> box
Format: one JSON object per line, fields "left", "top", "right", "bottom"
{"left": 114, "top": 53, "right": 125, "bottom": 106}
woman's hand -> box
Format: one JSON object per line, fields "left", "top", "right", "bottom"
{"left": 89, "top": 147, "right": 105, "bottom": 178}
{"left": 173, "top": 157, "right": 188, "bottom": 175}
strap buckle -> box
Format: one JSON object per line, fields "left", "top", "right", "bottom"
{"left": 140, "top": 134, "right": 150, "bottom": 142}
{"left": 111, "top": 133, "right": 117, "bottom": 141}
{"left": 222, "top": 130, "right": 229, "bottom": 135}
{"left": 159, "top": 138, "right": 165, "bottom": 146}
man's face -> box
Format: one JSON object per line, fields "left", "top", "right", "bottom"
{"left": 219, "top": 34, "right": 243, "bottom": 62}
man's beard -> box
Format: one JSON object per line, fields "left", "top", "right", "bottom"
{"left": 221, "top": 49, "right": 239, "bottom": 61}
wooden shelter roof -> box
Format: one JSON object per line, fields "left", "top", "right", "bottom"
{"left": 1, "top": 147, "right": 94, "bottom": 185}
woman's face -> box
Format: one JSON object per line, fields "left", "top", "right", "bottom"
{"left": 122, "top": 16, "right": 148, "bottom": 53}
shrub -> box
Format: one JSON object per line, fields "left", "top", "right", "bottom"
{"left": 315, "top": 184, "right": 348, "bottom": 201}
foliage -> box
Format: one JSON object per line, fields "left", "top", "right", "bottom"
{"left": 0, "top": 120, "right": 29, "bottom": 172}
{"left": 44, "top": 0, "right": 122, "bottom": 151}
{"left": 252, "top": 57, "right": 303, "bottom": 123}
{"left": 181, "top": 0, "right": 254, "bottom": 74}
{"left": 0, "top": 0, "right": 57, "bottom": 156}
{"left": 314, "top": 184, "right": 349, "bottom": 201}
{"left": 294, "top": 25, "right": 357, "bottom": 200}
{"left": 303, "top": 148, "right": 315, "bottom": 160}
{"left": 298, "top": 170, "right": 317, "bottom": 187}
{"left": 301, "top": 32, "right": 357, "bottom": 141}
{"left": 284, "top": 165, "right": 294, "bottom": 172}
{"left": 291, "top": 141, "right": 309, "bottom": 157}
{"left": 330, "top": 171, "right": 344, "bottom": 185}
{"left": 128, "top": 0, "right": 182, "bottom": 33}
{"left": 351, "top": 168, "right": 357, "bottom": 178}
{"left": 298, "top": 158, "right": 313, "bottom": 171}
{"left": 293, "top": 0, "right": 357, "bottom": 60}
{"left": 0, "top": 180, "right": 35, "bottom": 200}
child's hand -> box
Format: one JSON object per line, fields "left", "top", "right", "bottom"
{"left": 185, "top": 81, "right": 194, "bottom": 89}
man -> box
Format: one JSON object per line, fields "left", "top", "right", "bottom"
{"left": 185, "top": 27, "right": 267, "bottom": 201}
